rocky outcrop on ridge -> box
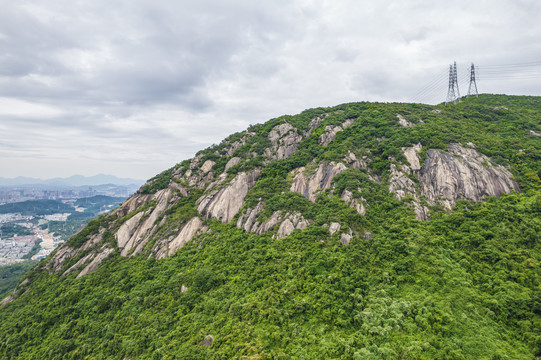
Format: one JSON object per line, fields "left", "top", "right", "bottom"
{"left": 31, "top": 107, "right": 523, "bottom": 285}
{"left": 264, "top": 123, "right": 303, "bottom": 161}
{"left": 290, "top": 161, "right": 347, "bottom": 202}
{"left": 387, "top": 161, "right": 430, "bottom": 221}
{"left": 197, "top": 170, "right": 260, "bottom": 223}
{"left": 326, "top": 222, "right": 353, "bottom": 245}
{"left": 76, "top": 247, "right": 115, "bottom": 279}
{"left": 118, "top": 188, "right": 174, "bottom": 257}
{"left": 237, "top": 203, "right": 311, "bottom": 238}
{"left": 403, "top": 143, "right": 422, "bottom": 171}
{"left": 344, "top": 150, "right": 368, "bottom": 169}
{"left": 319, "top": 119, "right": 354, "bottom": 146}
{"left": 224, "top": 157, "right": 241, "bottom": 172}
{"left": 388, "top": 143, "right": 520, "bottom": 219}
{"left": 155, "top": 217, "right": 206, "bottom": 259}
{"left": 341, "top": 189, "right": 367, "bottom": 216}
{"left": 223, "top": 132, "right": 255, "bottom": 156}
{"left": 397, "top": 114, "right": 415, "bottom": 127}
{"left": 419, "top": 144, "right": 520, "bottom": 209}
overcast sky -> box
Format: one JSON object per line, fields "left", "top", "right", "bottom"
{"left": 1, "top": 0, "right": 540, "bottom": 180}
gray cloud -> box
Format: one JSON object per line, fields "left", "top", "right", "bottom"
{"left": 1, "top": 0, "right": 540, "bottom": 179}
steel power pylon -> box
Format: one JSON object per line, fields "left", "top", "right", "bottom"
{"left": 467, "top": 63, "right": 478, "bottom": 97}
{"left": 446, "top": 61, "right": 460, "bottom": 104}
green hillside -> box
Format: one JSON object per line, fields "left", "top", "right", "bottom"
{"left": 0, "top": 95, "right": 539, "bottom": 359}
{"left": 0, "top": 200, "right": 73, "bottom": 216}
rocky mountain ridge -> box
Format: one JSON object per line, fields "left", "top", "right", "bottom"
{"left": 26, "top": 102, "right": 522, "bottom": 283}
{"left": 1, "top": 95, "right": 540, "bottom": 359}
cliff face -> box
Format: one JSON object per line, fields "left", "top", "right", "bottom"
{"left": 34, "top": 103, "right": 527, "bottom": 282}
{"left": 387, "top": 143, "right": 519, "bottom": 220}
{"left": 290, "top": 161, "right": 348, "bottom": 202}
{"left": 419, "top": 144, "right": 520, "bottom": 209}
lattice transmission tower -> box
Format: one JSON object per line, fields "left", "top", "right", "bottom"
{"left": 446, "top": 61, "right": 460, "bottom": 104}
{"left": 467, "top": 63, "right": 478, "bottom": 97}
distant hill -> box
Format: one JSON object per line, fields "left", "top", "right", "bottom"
{"left": 0, "top": 174, "right": 144, "bottom": 187}
{"left": 0, "top": 200, "right": 73, "bottom": 216}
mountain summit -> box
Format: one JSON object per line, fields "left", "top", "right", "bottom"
{"left": 1, "top": 94, "right": 540, "bottom": 359}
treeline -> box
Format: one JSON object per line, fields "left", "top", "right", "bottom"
{"left": 0, "top": 200, "right": 73, "bottom": 216}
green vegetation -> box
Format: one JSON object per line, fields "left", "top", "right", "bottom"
{"left": 0, "top": 224, "right": 32, "bottom": 238}
{"left": 0, "top": 262, "right": 37, "bottom": 299}
{"left": 0, "top": 95, "right": 539, "bottom": 359}
{"left": 0, "top": 200, "right": 73, "bottom": 216}
{"left": 74, "top": 195, "right": 125, "bottom": 216}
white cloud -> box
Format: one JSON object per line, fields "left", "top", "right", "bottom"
{"left": 0, "top": 97, "right": 63, "bottom": 117}
{"left": 0, "top": 0, "right": 540, "bottom": 179}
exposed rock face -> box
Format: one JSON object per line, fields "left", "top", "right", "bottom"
{"left": 319, "top": 119, "right": 354, "bottom": 146}
{"left": 182, "top": 168, "right": 215, "bottom": 189}
{"left": 206, "top": 173, "right": 228, "bottom": 191}
{"left": 202, "top": 335, "right": 214, "bottom": 346}
{"left": 111, "top": 194, "right": 153, "bottom": 217}
{"left": 388, "top": 163, "right": 429, "bottom": 221}
{"left": 304, "top": 116, "right": 326, "bottom": 137}
{"left": 200, "top": 160, "right": 215, "bottom": 174}
{"left": 419, "top": 144, "right": 520, "bottom": 209}
{"left": 389, "top": 143, "right": 520, "bottom": 219}
{"left": 341, "top": 190, "right": 367, "bottom": 216}
{"left": 530, "top": 130, "right": 541, "bottom": 137}
{"left": 237, "top": 205, "right": 310, "bottom": 238}
{"left": 76, "top": 247, "right": 115, "bottom": 278}
{"left": 116, "top": 212, "right": 144, "bottom": 250}
{"left": 397, "top": 114, "right": 414, "bottom": 127}
{"left": 197, "top": 170, "right": 260, "bottom": 223}
{"left": 344, "top": 151, "right": 367, "bottom": 169}
{"left": 162, "top": 217, "right": 203, "bottom": 258}
{"left": 168, "top": 181, "right": 189, "bottom": 196}
{"left": 118, "top": 188, "right": 174, "bottom": 257}
{"left": 265, "top": 123, "right": 303, "bottom": 161}
{"left": 403, "top": 143, "right": 422, "bottom": 171}
{"left": 388, "top": 163, "right": 417, "bottom": 200}
{"left": 225, "top": 157, "right": 241, "bottom": 172}
{"left": 236, "top": 201, "right": 265, "bottom": 233}
{"left": 329, "top": 222, "right": 341, "bottom": 236}
{"left": 0, "top": 295, "right": 14, "bottom": 306}
{"left": 319, "top": 125, "right": 343, "bottom": 146}
{"left": 223, "top": 132, "right": 255, "bottom": 156}
{"left": 47, "top": 230, "right": 104, "bottom": 273}
{"left": 340, "top": 232, "right": 352, "bottom": 246}
{"left": 277, "top": 220, "right": 295, "bottom": 239}
{"left": 290, "top": 162, "right": 347, "bottom": 202}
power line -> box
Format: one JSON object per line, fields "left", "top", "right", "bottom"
{"left": 446, "top": 62, "right": 460, "bottom": 104}
{"left": 412, "top": 60, "right": 541, "bottom": 104}
{"left": 467, "top": 63, "right": 478, "bottom": 97}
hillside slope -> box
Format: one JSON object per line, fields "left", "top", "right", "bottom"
{"left": 0, "top": 94, "right": 540, "bottom": 359}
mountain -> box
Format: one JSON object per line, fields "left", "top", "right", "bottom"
{"left": 0, "top": 94, "right": 540, "bottom": 359}
{"left": 0, "top": 174, "right": 144, "bottom": 187}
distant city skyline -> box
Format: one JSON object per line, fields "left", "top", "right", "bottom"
{"left": 1, "top": 0, "right": 540, "bottom": 179}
